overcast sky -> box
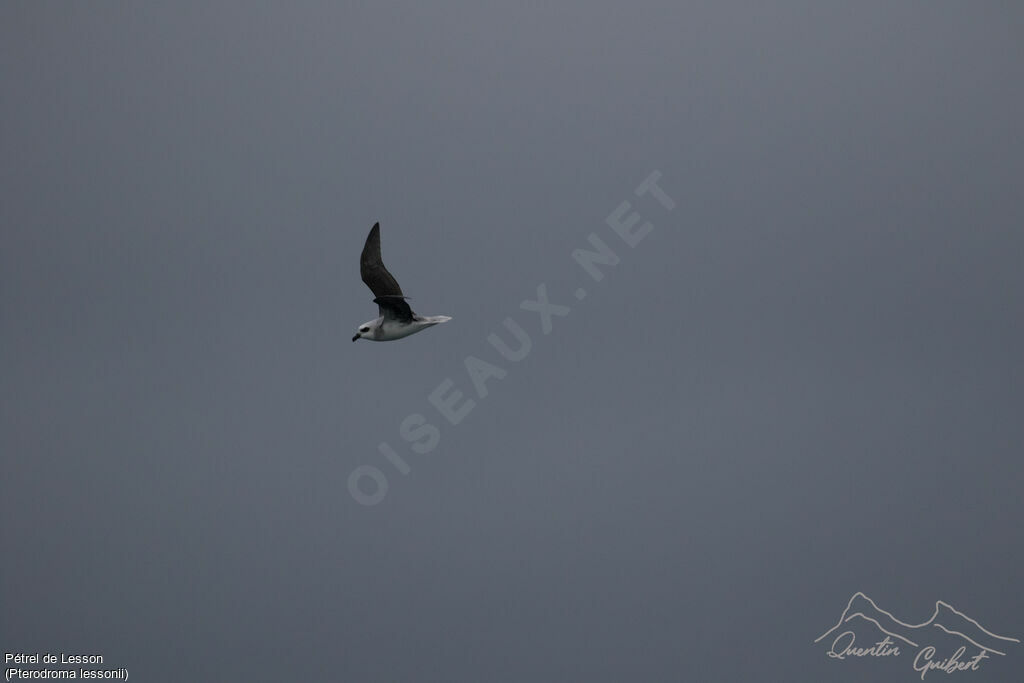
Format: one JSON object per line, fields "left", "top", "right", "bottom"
{"left": 3, "top": 3, "right": 1023, "bottom": 681}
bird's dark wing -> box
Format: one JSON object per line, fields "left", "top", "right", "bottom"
{"left": 374, "top": 295, "right": 414, "bottom": 322}
{"left": 360, "top": 223, "right": 404, "bottom": 298}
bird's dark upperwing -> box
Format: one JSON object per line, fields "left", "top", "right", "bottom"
{"left": 374, "top": 295, "right": 414, "bottom": 322}
{"left": 360, "top": 222, "right": 404, "bottom": 298}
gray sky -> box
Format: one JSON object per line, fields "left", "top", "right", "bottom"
{"left": 3, "top": 3, "right": 1022, "bottom": 681}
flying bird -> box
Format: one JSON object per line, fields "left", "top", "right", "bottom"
{"left": 352, "top": 223, "right": 452, "bottom": 342}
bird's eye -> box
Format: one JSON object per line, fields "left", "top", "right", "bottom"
{"left": 360, "top": 327, "right": 369, "bottom": 333}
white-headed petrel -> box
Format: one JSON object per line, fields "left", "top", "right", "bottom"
{"left": 352, "top": 223, "right": 451, "bottom": 342}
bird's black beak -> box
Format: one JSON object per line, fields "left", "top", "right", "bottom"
{"left": 352, "top": 334, "right": 360, "bottom": 342}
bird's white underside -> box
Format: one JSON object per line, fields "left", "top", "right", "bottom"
{"left": 360, "top": 315, "right": 452, "bottom": 341}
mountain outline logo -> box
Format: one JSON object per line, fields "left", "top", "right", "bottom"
{"left": 815, "top": 591, "right": 1020, "bottom": 678}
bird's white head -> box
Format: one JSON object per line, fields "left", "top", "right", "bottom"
{"left": 352, "top": 320, "right": 376, "bottom": 342}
